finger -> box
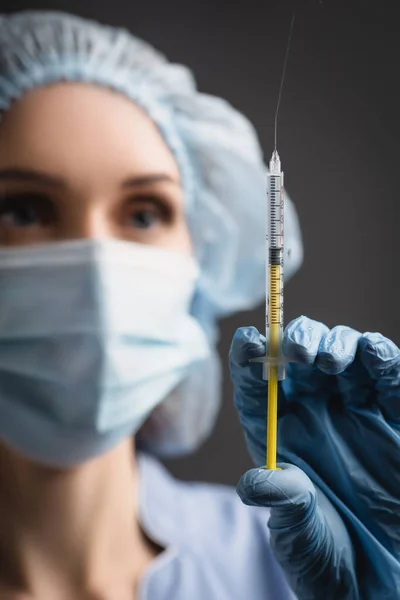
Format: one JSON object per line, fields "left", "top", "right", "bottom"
{"left": 315, "top": 325, "right": 361, "bottom": 375}
{"left": 237, "top": 462, "right": 315, "bottom": 510}
{"left": 283, "top": 316, "right": 329, "bottom": 365}
{"left": 282, "top": 316, "right": 332, "bottom": 401}
{"left": 229, "top": 327, "right": 269, "bottom": 465}
{"left": 229, "top": 326, "right": 266, "bottom": 367}
{"left": 326, "top": 328, "right": 375, "bottom": 408}
{"left": 358, "top": 332, "right": 400, "bottom": 424}
{"left": 229, "top": 326, "right": 267, "bottom": 400}
{"left": 238, "top": 465, "right": 358, "bottom": 600}
{"left": 237, "top": 463, "right": 318, "bottom": 533}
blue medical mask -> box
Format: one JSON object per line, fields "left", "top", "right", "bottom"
{"left": 0, "top": 239, "right": 210, "bottom": 467}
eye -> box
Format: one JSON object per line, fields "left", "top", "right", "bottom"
{"left": 130, "top": 207, "right": 160, "bottom": 229}
{"left": 0, "top": 193, "right": 55, "bottom": 228}
{"left": 125, "top": 196, "right": 175, "bottom": 230}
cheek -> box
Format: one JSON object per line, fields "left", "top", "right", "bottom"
{"left": 165, "top": 219, "right": 193, "bottom": 255}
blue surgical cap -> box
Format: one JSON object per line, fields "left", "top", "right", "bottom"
{"left": 0, "top": 10, "right": 304, "bottom": 455}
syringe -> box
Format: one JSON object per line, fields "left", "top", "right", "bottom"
{"left": 250, "top": 10, "right": 295, "bottom": 470}
{"left": 265, "top": 150, "right": 285, "bottom": 470}
{"left": 251, "top": 150, "right": 286, "bottom": 471}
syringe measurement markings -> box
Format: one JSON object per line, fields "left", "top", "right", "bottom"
{"left": 268, "top": 264, "right": 281, "bottom": 348}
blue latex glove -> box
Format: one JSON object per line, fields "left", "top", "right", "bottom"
{"left": 229, "top": 316, "right": 400, "bottom": 600}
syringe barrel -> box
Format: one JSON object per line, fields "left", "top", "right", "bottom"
{"left": 265, "top": 152, "right": 285, "bottom": 380}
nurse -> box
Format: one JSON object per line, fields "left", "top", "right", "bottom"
{"left": 0, "top": 10, "right": 398, "bottom": 600}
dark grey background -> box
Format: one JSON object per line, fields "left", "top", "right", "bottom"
{"left": 2, "top": 0, "right": 400, "bottom": 484}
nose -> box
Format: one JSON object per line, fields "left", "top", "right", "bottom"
{"left": 59, "top": 204, "right": 115, "bottom": 241}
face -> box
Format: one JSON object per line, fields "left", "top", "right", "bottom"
{"left": 0, "top": 83, "right": 192, "bottom": 252}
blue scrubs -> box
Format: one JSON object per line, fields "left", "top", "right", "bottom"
{"left": 137, "top": 453, "right": 298, "bottom": 599}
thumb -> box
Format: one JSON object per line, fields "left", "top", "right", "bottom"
{"left": 237, "top": 464, "right": 359, "bottom": 600}
{"left": 237, "top": 463, "right": 317, "bottom": 527}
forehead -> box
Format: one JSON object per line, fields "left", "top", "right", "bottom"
{"left": 0, "top": 83, "right": 180, "bottom": 180}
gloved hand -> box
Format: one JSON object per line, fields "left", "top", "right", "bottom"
{"left": 229, "top": 316, "right": 400, "bottom": 600}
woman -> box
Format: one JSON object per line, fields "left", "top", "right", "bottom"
{"left": 0, "top": 10, "right": 398, "bottom": 600}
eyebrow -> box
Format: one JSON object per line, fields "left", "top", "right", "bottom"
{"left": 0, "top": 168, "right": 179, "bottom": 188}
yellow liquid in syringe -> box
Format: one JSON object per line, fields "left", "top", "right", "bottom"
{"left": 266, "top": 263, "right": 281, "bottom": 470}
